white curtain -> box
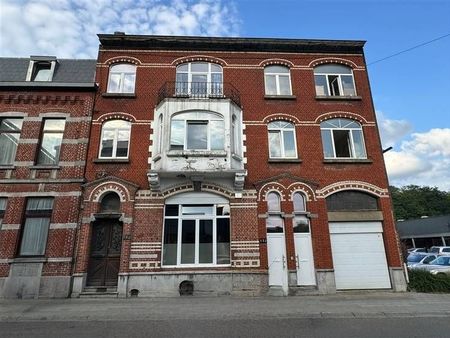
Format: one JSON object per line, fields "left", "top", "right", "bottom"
{"left": 26, "top": 198, "right": 53, "bottom": 211}
{"left": 20, "top": 217, "right": 50, "bottom": 255}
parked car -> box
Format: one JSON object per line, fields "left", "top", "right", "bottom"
{"left": 406, "top": 253, "right": 438, "bottom": 268}
{"left": 428, "top": 246, "right": 450, "bottom": 255}
{"left": 407, "top": 248, "right": 428, "bottom": 253}
{"left": 416, "top": 256, "right": 450, "bottom": 276}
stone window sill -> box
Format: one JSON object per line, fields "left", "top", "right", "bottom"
{"left": 93, "top": 158, "right": 130, "bottom": 163}
{"left": 268, "top": 158, "right": 302, "bottom": 163}
{"left": 323, "top": 158, "right": 373, "bottom": 164}
{"left": 30, "top": 165, "right": 60, "bottom": 170}
{"left": 315, "top": 95, "right": 362, "bottom": 101}
{"left": 264, "top": 95, "right": 297, "bottom": 100}
{"left": 102, "top": 93, "right": 136, "bottom": 98}
{"left": 167, "top": 150, "right": 227, "bottom": 157}
{"left": 11, "top": 257, "right": 46, "bottom": 263}
{"left": 0, "top": 165, "right": 15, "bottom": 170}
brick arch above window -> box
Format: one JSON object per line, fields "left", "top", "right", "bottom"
{"left": 287, "top": 183, "right": 316, "bottom": 202}
{"left": 316, "top": 181, "right": 389, "bottom": 199}
{"left": 95, "top": 112, "right": 136, "bottom": 123}
{"left": 263, "top": 113, "right": 301, "bottom": 124}
{"left": 308, "top": 57, "right": 360, "bottom": 69}
{"left": 172, "top": 55, "right": 227, "bottom": 66}
{"left": 90, "top": 182, "right": 131, "bottom": 202}
{"left": 104, "top": 56, "right": 142, "bottom": 65}
{"left": 315, "top": 111, "right": 369, "bottom": 124}
{"left": 258, "top": 182, "right": 287, "bottom": 202}
{"left": 259, "top": 59, "right": 294, "bottom": 68}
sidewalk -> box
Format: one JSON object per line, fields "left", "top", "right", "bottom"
{"left": 1, "top": 292, "right": 450, "bottom": 322}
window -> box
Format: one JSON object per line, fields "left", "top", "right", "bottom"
{"left": 170, "top": 111, "right": 224, "bottom": 151}
{"left": 100, "top": 192, "right": 121, "bottom": 212}
{"left": 264, "top": 65, "right": 292, "bottom": 96}
{"left": 268, "top": 121, "right": 297, "bottom": 158}
{"left": 292, "top": 192, "right": 309, "bottom": 233}
{"left": 0, "top": 198, "right": 6, "bottom": 227}
{"left": 314, "top": 64, "right": 356, "bottom": 97}
{"left": 99, "top": 120, "right": 131, "bottom": 158}
{"left": 32, "top": 62, "right": 53, "bottom": 81}
{"left": 320, "top": 118, "right": 366, "bottom": 159}
{"left": 176, "top": 62, "right": 223, "bottom": 96}
{"left": 326, "top": 190, "right": 378, "bottom": 211}
{"left": 107, "top": 64, "right": 136, "bottom": 93}
{"left": 157, "top": 115, "right": 163, "bottom": 154}
{"left": 0, "top": 118, "right": 23, "bottom": 165}
{"left": 37, "top": 119, "right": 66, "bottom": 165}
{"left": 231, "top": 115, "right": 241, "bottom": 155}
{"left": 266, "top": 192, "right": 283, "bottom": 233}
{"left": 19, "top": 198, "right": 53, "bottom": 256}
{"left": 162, "top": 203, "right": 230, "bottom": 266}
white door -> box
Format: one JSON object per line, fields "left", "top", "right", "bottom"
{"left": 329, "top": 222, "right": 391, "bottom": 290}
{"left": 294, "top": 233, "right": 316, "bottom": 285}
{"left": 267, "top": 233, "right": 288, "bottom": 291}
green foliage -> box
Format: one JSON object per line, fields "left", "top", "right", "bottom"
{"left": 389, "top": 185, "right": 450, "bottom": 220}
{"left": 408, "top": 269, "right": 450, "bottom": 293}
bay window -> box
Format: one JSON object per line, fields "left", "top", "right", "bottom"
{"left": 19, "top": 198, "right": 54, "bottom": 256}
{"left": 0, "top": 118, "right": 23, "bottom": 165}
{"left": 320, "top": 118, "right": 366, "bottom": 159}
{"left": 162, "top": 203, "right": 230, "bottom": 266}
{"left": 170, "top": 111, "right": 224, "bottom": 151}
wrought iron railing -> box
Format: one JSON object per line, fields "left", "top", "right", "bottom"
{"left": 157, "top": 81, "right": 241, "bottom": 106}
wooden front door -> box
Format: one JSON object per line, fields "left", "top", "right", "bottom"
{"left": 87, "top": 220, "right": 123, "bottom": 287}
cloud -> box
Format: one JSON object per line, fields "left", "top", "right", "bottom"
{"left": 376, "top": 111, "right": 412, "bottom": 148}
{"left": 0, "top": 0, "right": 240, "bottom": 58}
{"left": 384, "top": 128, "right": 450, "bottom": 191}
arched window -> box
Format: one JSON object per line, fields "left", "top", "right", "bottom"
{"left": 100, "top": 192, "right": 121, "bottom": 212}
{"left": 107, "top": 64, "right": 136, "bottom": 93}
{"left": 170, "top": 111, "right": 224, "bottom": 151}
{"left": 320, "top": 118, "right": 366, "bottom": 159}
{"left": 326, "top": 190, "right": 379, "bottom": 211}
{"left": 264, "top": 65, "right": 292, "bottom": 96}
{"left": 176, "top": 62, "right": 223, "bottom": 96}
{"left": 99, "top": 120, "right": 131, "bottom": 158}
{"left": 314, "top": 64, "right": 356, "bottom": 97}
{"left": 268, "top": 121, "right": 297, "bottom": 158}
{"left": 292, "top": 192, "right": 309, "bottom": 233}
{"left": 266, "top": 191, "right": 283, "bottom": 233}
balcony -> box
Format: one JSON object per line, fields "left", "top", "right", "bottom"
{"left": 157, "top": 82, "right": 241, "bottom": 107}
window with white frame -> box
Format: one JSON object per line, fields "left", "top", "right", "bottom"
{"left": 231, "top": 115, "right": 241, "bottom": 155}
{"left": 314, "top": 64, "right": 356, "bottom": 97}
{"left": 268, "top": 121, "right": 297, "bottom": 158}
{"left": 107, "top": 64, "right": 136, "bottom": 93}
{"left": 0, "top": 198, "right": 6, "bottom": 227}
{"left": 264, "top": 65, "right": 292, "bottom": 96}
{"left": 99, "top": 120, "right": 131, "bottom": 158}
{"left": 320, "top": 118, "right": 366, "bottom": 159}
{"left": 37, "top": 119, "right": 66, "bottom": 165}
{"left": 19, "top": 198, "right": 54, "bottom": 256}
{"left": 157, "top": 114, "right": 163, "bottom": 154}
{"left": 170, "top": 111, "right": 224, "bottom": 151}
{"left": 292, "top": 192, "right": 310, "bottom": 233}
{"left": 266, "top": 192, "right": 283, "bottom": 233}
{"left": 31, "top": 62, "right": 54, "bottom": 81}
{"left": 162, "top": 203, "right": 230, "bottom": 266}
{"left": 176, "top": 62, "right": 223, "bottom": 96}
{"left": 0, "top": 118, "right": 23, "bottom": 165}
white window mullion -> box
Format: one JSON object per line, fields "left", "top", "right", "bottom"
{"left": 326, "top": 75, "right": 332, "bottom": 97}
{"left": 177, "top": 214, "right": 182, "bottom": 265}
{"left": 213, "top": 218, "right": 217, "bottom": 265}
{"left": 112, "top": 129, "right": 118, "bottom": 157}
{"left": 330, "top": 129, "right": 337, "bottom": 158}
{"left": 349, "top": 129, "right": 356, "bottom": 158}
{"left": 275, "top": 75, "right": 281, "bottom": 95}
{"left": 279, "top": 129, "right": 285, "bottom": 157}
{"left": 195, "top": 219, "right": 200, "bottom": 265}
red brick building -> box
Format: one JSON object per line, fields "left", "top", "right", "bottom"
{"left": 71, "top": 34, "right": 406, "bottom": 297}
{"left": 0, "top": 56, "right": 96, "bottom": 298}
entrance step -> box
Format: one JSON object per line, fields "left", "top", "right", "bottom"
{"left": 79, "top": 287, "right": 118, "bottom": 298}
{"left": 289, "top": 285, "right": 320, "bottom": 296}
{"left": 267, "top": 286, "right": 287, "bottom": 297}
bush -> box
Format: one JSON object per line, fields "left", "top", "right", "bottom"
{"left": 408, "top": 269, "right": 450, "bottom": 293}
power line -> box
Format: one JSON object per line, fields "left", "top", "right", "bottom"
{"left": 368, "top": 32, "right": 450, "bottom": 66}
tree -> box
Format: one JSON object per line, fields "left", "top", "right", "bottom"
{"left": 389, "top": 185, "right": 450, "bottom": 220}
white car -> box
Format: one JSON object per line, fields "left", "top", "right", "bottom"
{"left": 417, "top": 256, "right": 450, "bottom": 276}
{"left": 407, "top": 253, "right": 437, "bottom": 268}
{"left": 428, "top": 246, "right": 450, "bottom": 255}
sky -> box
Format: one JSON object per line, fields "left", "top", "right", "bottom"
{"left": 1, "top": 0, "right": 449, "bottom": 190}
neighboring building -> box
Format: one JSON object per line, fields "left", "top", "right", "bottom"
{"left": 0, "top": 56, "right": 96, "bottom": 298}
{"left": 71, "top": 33, "right": 406, "bottom": 297}
{"left": 397, "top": 215, "right": 450, "bottom": 250}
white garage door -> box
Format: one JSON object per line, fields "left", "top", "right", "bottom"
{"left": 329, "top": 222, "right": 391, "bottom": 290}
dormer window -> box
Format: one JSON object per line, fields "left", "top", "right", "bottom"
{"left": 26, "top": 57, "right": 57, "bottom": 82}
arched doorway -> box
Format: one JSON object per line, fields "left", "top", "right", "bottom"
{"left": 87, "top": 192, "right": 123, "bottom": 287}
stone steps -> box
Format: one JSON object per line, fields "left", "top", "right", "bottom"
{"left": 79, "top": 287, "right": 118, "bottom": 298}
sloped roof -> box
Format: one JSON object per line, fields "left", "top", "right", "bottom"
{"left": 396, "top": 214, "right": 450, "bottom": 238}
{"left": 0, "top": 57, "right": 96, "bottom": 88}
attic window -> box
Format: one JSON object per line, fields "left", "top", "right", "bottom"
{"left": 26, "top": 58, "right": 57, "bottom": 82}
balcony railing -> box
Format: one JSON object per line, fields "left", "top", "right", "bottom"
{"left": 158, "top": 81, "right": 241, "bottom": 107}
